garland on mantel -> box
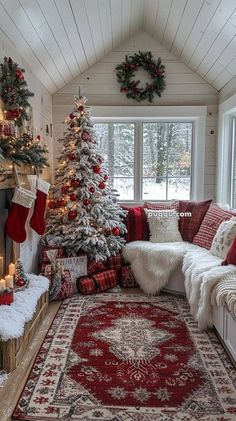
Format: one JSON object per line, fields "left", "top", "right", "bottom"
{"left": 115, "top": 51, "right": 166, "bottom": 102}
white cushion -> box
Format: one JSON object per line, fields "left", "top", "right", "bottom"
{"left": 210, "top": 217, "right": 236, "bottom": 259}
{"left": 145, "top": 209, "right": 183, "bottom": 243}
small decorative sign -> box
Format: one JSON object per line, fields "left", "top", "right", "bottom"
{"left": 56, "top": 256, "right": 87, "bottom": 280}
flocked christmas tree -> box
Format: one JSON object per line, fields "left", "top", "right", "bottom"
{"left": 42, "top": 94, "right": 127, "bottom": 261}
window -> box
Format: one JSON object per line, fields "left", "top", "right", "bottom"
{"left": 93, "top": 105, "right": 206, "bottom": 202}
{"left": 231, "top": 117, "right": 236, "bottom": 208}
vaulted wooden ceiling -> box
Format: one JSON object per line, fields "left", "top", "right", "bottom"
{"left": 0, "top": 0, "right": 235, "bottom": 95}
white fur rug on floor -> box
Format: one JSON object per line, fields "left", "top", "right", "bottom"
{"left": 0, "top": 275, "right": 49, "bottom": 341}
{"left": 122, "top": 241, "right": 196, "bottom": 295}
{"left": 0, "top": 370, "right": 8, "bottom": 388}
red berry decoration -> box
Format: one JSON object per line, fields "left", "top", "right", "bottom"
{"left": 112, "top": 227, "right": 120, "bottom": 236}
{"left": 61, "top": 185, "right": 69, "bottom": 194}
{"left": 15, "top": 68, "right": 24, "bottom": 81}
{"left": 70, "top": 123, "right": 75, "bottom": 128}
{"left": 36, "top": 135, "right": 41, "bottom": 140}
{"left": 104, "top": 174, "right": 109, "bottom": 181}
{"left": 48, "top": 200, "right": 56, "bottom": 209}
{"left": 70, "top": 179, "right": 81, "bottom": 188}
{"left": 78, "top": 105, "right": 84, "bottom": 112}
{"left": 69, "top": 112, "right": 74, "bottom": 119}
{"left": 70, "top": 193, "right": 77, "bottom": 201}
{"left": 99, "top": 181, "right": 106, "bottom": 190}
{"left": 68, "top": 153, "right": 75, "bottom": 161}
{"left": 68, "top": 210, "right": 77, "bottom": 220}
{"left": 83, "top": 199, "right": 90, "bottom": 206}
{"left": 81, "top": 131, "right": 91, "bottom": 142}
{"left": 93, "top": 165, "right": 101, "bottom": 174}
{"left": 16, "top": 278, "right": 25, "bottom": 287}
{"left": 89, "top": 186, "right": 95, "bottom": 193}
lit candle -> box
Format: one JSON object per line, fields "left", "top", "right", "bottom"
{"left": 9, "top": 263, "right": 15, "bottom": 276}
{"left": 0, "top": 278, "right": 6, "bottom": 292}
{"left": 5, "top": 275, "right": 14, "bottom": 289}
{"left": 0, "top": 256, "right": 3, "bottom": 276}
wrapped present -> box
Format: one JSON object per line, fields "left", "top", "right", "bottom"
{"left": 87, "top": 260, "right": 107, "bottom": 275}
{"left": 120, "top": 265, "right": 138, "bottom": 288}
{"left": 77, "top": 269, "right": 118, "bottom": 295}
{"left": 41, "top": 246, "right": 65, "bottom": 263}
{"left": 106, "top": 254, "right": 122, "bottom": 271}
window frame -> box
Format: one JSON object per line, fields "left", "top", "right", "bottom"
{"left": 92, "top": 106, "right": 206, "bottom": 204}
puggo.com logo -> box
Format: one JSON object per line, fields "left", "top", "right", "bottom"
{"left": 147, "top": 210, "right": 192, "bottom": 218}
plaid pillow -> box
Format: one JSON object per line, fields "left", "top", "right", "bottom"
{"left": 144, "top": 201, "right": 179, "bottom": 211}
{"left": 178, "top": 199, "right": 212, "bottom": 242}
{"left": 122, "top": 206, "right": 149, "bottom": 242}
{"left": 193, "top": 204, "right": 236, "bottom": 249}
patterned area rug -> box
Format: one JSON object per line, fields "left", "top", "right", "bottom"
{"left": 13, "top": 293, "right": 236, "bottom": 421}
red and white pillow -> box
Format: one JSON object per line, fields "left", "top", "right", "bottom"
{"left": 178, "top": 199, "right": 212, "bottom": 242}
{"left": 193, "top": 204, "right": 236, "bottom": 250}
{"left": 210, "top": 217, "right": 236, "bottom": 259}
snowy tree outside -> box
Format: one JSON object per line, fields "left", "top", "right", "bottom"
{"left": 94, "top": 122, "right": 192, "bottom": 201}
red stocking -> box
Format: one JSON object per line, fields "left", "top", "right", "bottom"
{"left": 30, "top": 178, "right": 50, "bottom": 235}
{"left": 5, "top": 187, "right": 36, "bottom": 243}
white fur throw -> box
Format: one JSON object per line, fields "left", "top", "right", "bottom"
{"left": 122, "top": 241, "right": 195, "bottom": 295}
{"left": 145, "top": 209, "right": 183, "bottom": 243}
{"left": 183, "top": 249, "right": 236, "bottom": 330}
{"left": 0, "top": 274, "right": 49, "bottom": 341}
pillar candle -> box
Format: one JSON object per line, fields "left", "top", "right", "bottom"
{"left": 5, "top": 275, "right": 14, "bottom": 289}
{"left": 0, "top": 278, "right": 6, "bottom": 292}
{"left": 9, "top": 263, "right": 15, "bottom": 276}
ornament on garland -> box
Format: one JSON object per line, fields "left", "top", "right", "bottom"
{"left": 0, "top": 57, "right": 34, "bottom": 126}
{"left": 14, "top": 259, "right": 29, "bottom": 290}
{"left": 115, "top": 51, "right": 166, "bottom": 103}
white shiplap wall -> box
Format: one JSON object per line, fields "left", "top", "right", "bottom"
{"left": 53, "top": 30, "right": 218, "bottom": 202}
{"left": 0, "top": 30, "right": 53, "bottom": 273}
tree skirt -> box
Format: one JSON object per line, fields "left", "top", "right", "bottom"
{"left": 12, "top": 294, "right": 236, "bottom": 421}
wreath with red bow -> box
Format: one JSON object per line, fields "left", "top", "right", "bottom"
{"left": 115, "top": 51, "right": 166, "bottom": 102}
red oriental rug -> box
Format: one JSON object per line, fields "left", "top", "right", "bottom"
{"left": 13, "top": 293, "right": 236, "bottom": 421}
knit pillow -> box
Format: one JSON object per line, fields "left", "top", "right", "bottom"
{"left": 145, "top": 209, "right": 183, "bottom": 243}
{"left": 222, "top": 238, "right": 236, "bottom": 265}
{"left": 193, "top": 204, "right": 236, "bottom": 249}
{"left": 210, "top": 218, "right": 236, "bottom": 259}
{"left": 178, "top": 199, "right": 212, "bottom": 242}
{"left": 122, "top": 206, "right": 149, "bottom": 243}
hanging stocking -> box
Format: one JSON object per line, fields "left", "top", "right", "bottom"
{"left": 30, "top": 178, "right": 50, "bottom": 235}
{"left": 5, "top": 187, "right": 36, "bottom": 243}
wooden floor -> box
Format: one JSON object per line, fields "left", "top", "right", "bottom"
{"left": 0, "top": 301, "right": 61, "bottom": 421}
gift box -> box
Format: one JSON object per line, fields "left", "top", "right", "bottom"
{"left": 106, "top": 254, "right": 122, "bottom": 271}
{"left": 45, "top": 269, "right": 74, "bottom": 302}
{"left": 0, "top": 289, "right": 14, "bottom": 305}
{"left": 77, "top": 269, "right": 118, "bottom": 295}
{"left": 87, "top": 260, "right": 107, "bottom": 275}
{"left": 120, "top": 265, "right": 138, "bottom": 288}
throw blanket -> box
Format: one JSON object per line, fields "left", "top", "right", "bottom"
{"left": 212, "top": 275, "right": 236, "bottom": 316}
{"left": 122, "top": 241, "right": 195, "bottom": 295}
{"left": 183, "top": 249, "right": 236, "bottom": 330}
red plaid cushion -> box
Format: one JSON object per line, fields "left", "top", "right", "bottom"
{"left": 120, "top": 265, "right": 138, "bottom": 288}
{"left": 87, "top": 260, "right": 107, "bottom": 275}
{"left": 106, "top": 254, "right": 122, "bottom": 270}
{"left": 122, "top": 206, "right": 149, "bottom": 242}
{"left": 193, "top": 204, "right": 236, "bottom": 249}
{"left": 178, "top": 199, "right": 212, "bottom": 242}
{"left": 77, "top": 269, "right": 118, "bottom": 295}
{"left": 144, "top": 201, "right": 179, "bottom": 211}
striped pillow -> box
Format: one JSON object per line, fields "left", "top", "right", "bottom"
{"left": 193, "top": 204, "right": 236, "bottom": 249}
{"left": 122, "top": 206, "right": 149, "bottom": 243}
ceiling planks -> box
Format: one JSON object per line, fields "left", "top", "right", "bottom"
{"left": 0, "top": 0, "right": 236, "bottom": 93}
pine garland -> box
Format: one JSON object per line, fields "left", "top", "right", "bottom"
{"left": 0, "top": 57, "right": 34, "bottom": 127}
{"left": 116, "top": 51, "right": 166, "bottom": 102}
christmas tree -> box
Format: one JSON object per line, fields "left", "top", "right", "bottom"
{"left": 42, "top": 94, "right": 127, "bottom": 261}
{"left": 15, "top": 259, "right": 28, "bottom": 288}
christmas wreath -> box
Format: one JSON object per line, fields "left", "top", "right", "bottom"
{"left": 115, "top": 51, "right": 166, "bottom": 102}
{"left": 0, "top": 57, "right": 34, "bottom": 126}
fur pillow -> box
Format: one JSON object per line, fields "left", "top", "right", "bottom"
{"left": 145, "top": 209, "right": 183, "bottom": 243}
{"left": 210, "top": 217, "right": 236, "bottom": 259}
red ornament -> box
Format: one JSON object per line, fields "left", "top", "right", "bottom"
{"left": 104, "top": 175, "right": 109, "bottom": 181}
{"left": 93, "top": 165, "right": 101, "bottom": 174}
{"left": 83, "top": 199, "right": 90, "bottom": 206}
{"left": 81, "top": 131, "right": 91, "bottom": 142}
{"left": 89, "top": 186, "right": 95, "bottom": 193}
{"left": 36, "top": 135, "right": 41, "bottom": 140}
{"left": 112, "top": 227, "right": 120, "bottom": 236}
{"left": 48, "top": 200, "right": 56, "bottom": 209}
{"left": 61, "top": 185, "right": 69, "bottom": 194}
{"left": 99, "top": 181, "right": 106, "bottom": 190}
{"left": 16, "top": 278, "right": 25, "bottom": 287}
{"left": 69, "top": 112, "right": 74, "bottom": 119}
{"left": 15, "top": 68, "right": 24, "bottom": 81}
{"left": 68, "top": 153, "right": 75, "bottom": 161}
{"left": 98, "top": 157, "right": 103, "bottom": 164}
{"left": 5, "top": 110, "right": 13, "bottom": 120}
{"left": 70, "top": 123, "right": 75, "bottom": 128}
{"left": 68, "top": 210, "right": 77, "bottom": 220}
{"left": 78, "top": 105, "right": 84, "bottom": 112}
{"left": 57, "top": 199, "right": 66, "bottom": 207}
{"left": 70, "top": 179, "right": 81, "bottom": 188}
{"left": 70, "top": 193, "right": 77, "bottom": 201}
